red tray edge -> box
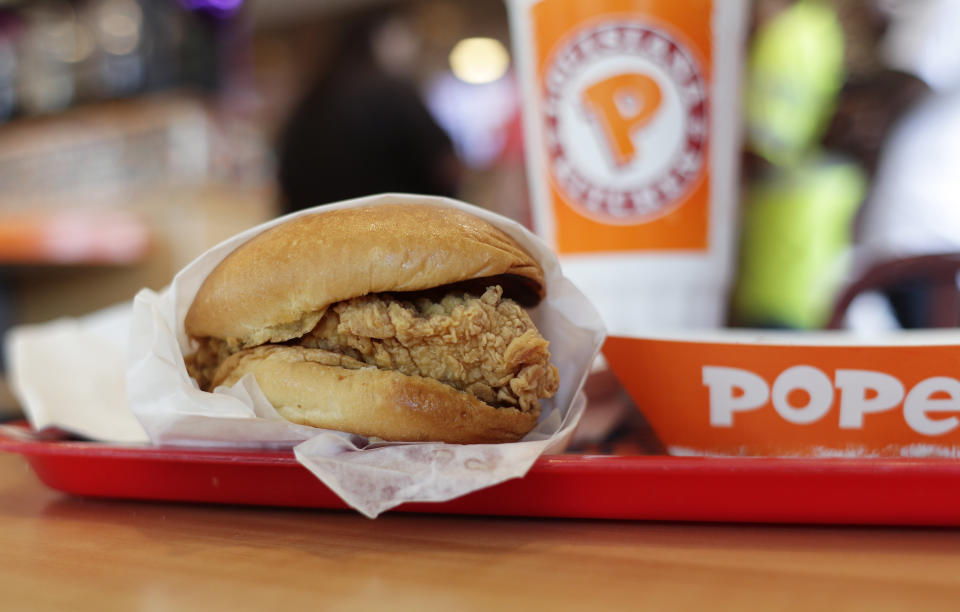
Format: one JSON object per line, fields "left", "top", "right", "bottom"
{"left": 6, "top": 425, "right": 960, "bottom": 525}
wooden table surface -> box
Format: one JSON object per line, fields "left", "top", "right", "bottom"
{"left": 3, "top": 453, "right": 960, "bottom": 611}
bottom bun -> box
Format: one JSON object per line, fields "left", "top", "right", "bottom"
{"left": 213, "top": 345, "right": 541, "bottom": 444}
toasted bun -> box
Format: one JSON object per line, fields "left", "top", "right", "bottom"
{"left": 214, "top": 346, "right": 540, "bottom": 444}
{"left": 185, "top": 203, "right": 544, "bottom": 348}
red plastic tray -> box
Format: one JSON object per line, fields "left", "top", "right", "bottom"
{"left": 4, "top": 423, "right": 960, "bottom": 525}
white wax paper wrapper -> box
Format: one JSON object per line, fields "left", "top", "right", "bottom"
{"left": 127, "top": 194, "right": 606, "bottom": 517}
{"left": 5, "top": 303, "right": 148, "bottom": 444}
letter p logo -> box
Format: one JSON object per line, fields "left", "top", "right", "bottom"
{"left": 582, "top": 73, "right": 663, "bottom": 167}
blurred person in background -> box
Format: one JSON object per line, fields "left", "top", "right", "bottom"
{"left": 276, "top": 9, "right": 461, "bottom": 213}
{"left": 823, "top": 69, "right": 931, "bottom": 178}
{"left": 836, "top": 0, "right": 960, "bottom": 328}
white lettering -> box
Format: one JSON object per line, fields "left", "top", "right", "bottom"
{"left": 623, "top": 29, "right": 642, "bottom": 48}
{"left": 687, "top": 118, "right": 707, "bottom": 137}
{"left": 671, "top": 52, "right": 692, "bottom": 81}
{"left": 904, "top": 377, "right": 960, "bottom": 436}
{"left": 771, "top": 365, "right": 833, "bottom": 425}
{"left": 677, "top": 150, "right": 701, "bottom": 175}
{"left": 836, "top": 369, "right": 904, "bottom": 429}
{"left": 681, "top": 80, "right": 703, "bottom": 104}
{"left": 703, "top": 366, "right": 769, "bottom": 427}
{"left": 606, "top": 191, "right": 626, "bottom": 213}
{"left": 580, "top": 36, "right": 599, "bottom": 58}
{"left": 598, "top": 27, "right": 621, "bottom": 50}
{"left": 645, "top": 35, "right": 668, "bottom": 63}
{"left": 702, "top": 365, "right": 960, "bottom": 436}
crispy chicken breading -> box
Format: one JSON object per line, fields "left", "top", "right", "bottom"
{"left": 188, "top": 285, "right": 559, "bottom": 412}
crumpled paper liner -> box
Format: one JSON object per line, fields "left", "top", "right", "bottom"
{"left": 11, "top": 194, "right": 606, "bottom": 517}
{"left": 5, "top": 302, "right": 148, "bottom": 444}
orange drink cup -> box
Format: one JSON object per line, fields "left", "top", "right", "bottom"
{"left": 508, "top": 0, "right": 748, "bottom": 333}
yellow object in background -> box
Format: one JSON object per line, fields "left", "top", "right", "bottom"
{"left": 746, "top": 0, "right": 845, "bottom": 165}
{"left": 733, "top": 157, "right": 867, "bottom": 329}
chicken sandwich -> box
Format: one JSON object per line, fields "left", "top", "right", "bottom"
{"left": 184, "top": 203, "right": 559, "bottom": 443}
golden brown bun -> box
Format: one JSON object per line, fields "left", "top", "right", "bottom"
{"left": 214, "top": 346, "right": 541, "bottom": 444}
{"left": 185, "top": 203, "right": 544, "bottom": 348}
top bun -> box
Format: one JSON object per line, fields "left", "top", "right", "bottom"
{"left": 185, "top": 203, "right": 545, "bottom": 348}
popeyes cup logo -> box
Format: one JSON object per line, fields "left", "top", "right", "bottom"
{"left": 545, "top": 22, "right": 707, "bottom": 223}
{"left": 509, "top": 0, "right": 743, "bottom": 331}
{"left": 509, "top": 0, "right": 731, "bottom": 256}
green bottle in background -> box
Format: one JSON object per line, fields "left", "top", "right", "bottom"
{"left": 746, "top": 0, "right": 845, "bottom": 165}
{"left": 734, "top": 159, "right": 866, "bottom": 329}
{"left": 734, "top": 0, "right": 864, "bottom": 329}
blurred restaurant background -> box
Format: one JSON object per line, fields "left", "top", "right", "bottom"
{"left": 1, "top": 0, "right": 959, "bottom": 442}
